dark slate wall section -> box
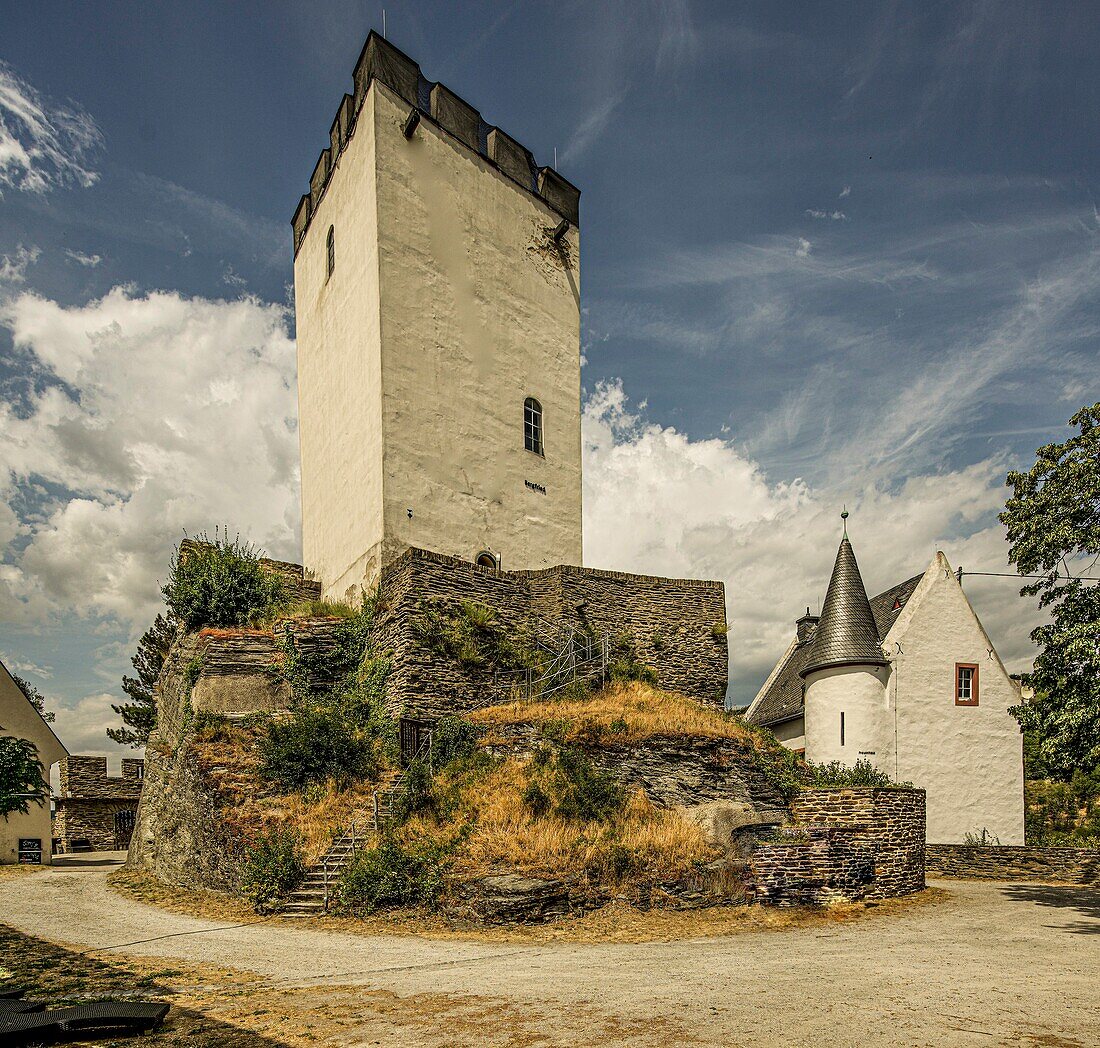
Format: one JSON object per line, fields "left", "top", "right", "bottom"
{"left": 376, "top": 548, "right": 728, "bottom": 718}
{"left": 925, "top": 844, "right": 1100, "bottom": 885}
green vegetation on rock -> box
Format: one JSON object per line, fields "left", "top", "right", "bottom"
{"left": 163, "top": 531, "right": 286, "bottom": 630}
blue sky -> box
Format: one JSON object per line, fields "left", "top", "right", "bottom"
{"left": 1, "top": 1, "right": 1097, "bottom": 758}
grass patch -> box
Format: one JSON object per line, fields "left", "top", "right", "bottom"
{"left": 471, "top": 681, "right": 761, "bottom": 743}
{"left": 400, "top": 755, "right": 716, "bottom": 885}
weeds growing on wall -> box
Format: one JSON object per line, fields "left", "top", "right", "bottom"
{"left": 805, "top": 759, "right": 908, "bottom": 789}
{"left": 163, "top": 530, "right": 286, "bottom": 630}
{"left": 607, "top": 633, "right": 658, "bottom": 687}
{"left": 241, "top": 826, "right": 305, "bottom": 913}
{"left": 412, "top": 599, "right": 537, "bottom": 673}
{"left": 260, "top": 590, "right": 397, "bottom": 792}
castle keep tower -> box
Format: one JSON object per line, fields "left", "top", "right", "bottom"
{"left": 292, "top": 33, "right": 583, "bottom": 600}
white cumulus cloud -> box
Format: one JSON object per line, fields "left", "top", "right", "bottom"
{"left": 582, "top": 380, "right": 1042, "bottom": 702}
{"left": 0, "top": 287, "right": 300, "bottom": 628}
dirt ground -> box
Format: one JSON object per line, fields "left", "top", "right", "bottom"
{"left": 1, "top": 853, "right": 1097, "bottom": 1046}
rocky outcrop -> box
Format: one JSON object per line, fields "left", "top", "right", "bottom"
{"left": 189, "top": 616, "right": 345, "bottom": 715}
{"left": 127, "top": 634, "right": 246, "bottom": 891}
{"left": 482, "top": 724, "right": 791, "bottom": 820}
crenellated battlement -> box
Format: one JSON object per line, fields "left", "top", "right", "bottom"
{"left": 291, "top": 31, "right": 580, "bottom": 255}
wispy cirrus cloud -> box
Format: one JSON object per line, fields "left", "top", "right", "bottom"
{"left": 0, "top": 61, "right": 103, "bottom": 194}
{"left": 0, "top": 244, "right": 40, "bottom": 283}
{"left": 64, "top": 249, "right": 101, "bottom": 268}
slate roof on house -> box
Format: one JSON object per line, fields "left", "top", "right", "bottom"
{"left": 745, "top": 560, "right": 925, "bottom": 729}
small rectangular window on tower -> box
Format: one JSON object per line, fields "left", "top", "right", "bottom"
{"left": 840, "top": 710, "right": 845, "bottom": 746}
{"left": 955, "top": 663, "right": 979, "bottom": 706}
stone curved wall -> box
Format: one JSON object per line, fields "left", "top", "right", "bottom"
{"left": 750, "top": 787, "right": 926, "bottom": 904}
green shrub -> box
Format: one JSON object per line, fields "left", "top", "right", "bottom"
{"left": 737, "top": 724, "right": 806, "bottom": 801}
{"left": 163, "top": 532, "right": 285, "bottom": 630}
{"left": 331, "top": 836, "right": 450, "bottom": 914}
{"left": 428, "top": 716, "right": 481, "bottom": 768}
{"left": 552, "top": 746, "right": 624, "bottom": 822}
{"left": 392, "top": 759, "right": 435, "bottom": 822}
{"left": 259, "top": 706, "right": 379, "bottom": 791}
{"left": 807, "top": 759, "right": 900, "bottom": 789}
{"left": 1025, "top": 766, "right": 1100, "bottom": 845}
{"left": 522, "top": 781, "right": 552, "bottom": 817}
{"left": 241, "top": 827, "right": 304, "bottom": 913}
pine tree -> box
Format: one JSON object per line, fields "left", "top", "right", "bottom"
{"left": 108, "top": 613, "right": 177, "bottom": 747}
{"left": 12, "top": 674, "right": 55, "bottom": 723}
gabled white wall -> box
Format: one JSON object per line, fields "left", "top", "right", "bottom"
{"left": 885, "top": 554, "right": 1024, "bottom": 844}
{"left": 0, "top": 660, "right": 68, "bottom": 864}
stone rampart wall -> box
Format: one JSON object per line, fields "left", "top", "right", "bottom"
{"left": 59, "top": 756, "right": 143, "bottom": 800}
{"left": 791, "top": 788, "right": 926, "bottom": 898}
{"left": 378, "top": 548, "right": 728, "bottom": 717}
{"left": 925, "top": 844, "right": 1099, "bottom": 885}
{"left": 54, "top": 799, "right": 138, "bottom": 852}
{"left": 748, "top": 787, "right": 926, "bottom": 905}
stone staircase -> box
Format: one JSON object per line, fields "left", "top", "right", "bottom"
{"left": 281, "top": 818, "right": 371, "bottom": 916}
{"left": 281, "top": 625, "right": 612, "bottom": 915}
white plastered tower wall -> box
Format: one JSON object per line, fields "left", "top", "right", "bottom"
{"left": 294, "top": 39, "right": 583, "bottom": 602}
{"left": 883, "top": 553, "right": 1025, "bottom": 844}
{"left": 803, "top": 663, "right": 892, "bottom": 771}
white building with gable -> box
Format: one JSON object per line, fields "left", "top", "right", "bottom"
{"left": 745, "top": 520, "right": 1025, "bottom": 844}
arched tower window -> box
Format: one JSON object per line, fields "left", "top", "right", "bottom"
{"left": 524, "top": 397, "right": 543, "bottom": 456}
{"left": 326, "top": 226, "right": 335, "bottom": 279}
{"left": 475, "top": 550, "right": 500, "bottom": 570}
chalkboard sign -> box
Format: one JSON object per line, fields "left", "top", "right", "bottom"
{"left": 17, "top": 838, "right": 42, "bottom": 864}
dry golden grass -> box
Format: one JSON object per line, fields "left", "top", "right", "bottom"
{"left": 189, "top": 720, "right": 375, "bottom": 865}
{"left": 470, "top": 681, "right": 760, "bottom": 745}
{"left": 0, "top": 863, "right": 38, "bottom": 881}
{"left": 402, "top": 756, "right": 717, "bottom": 883}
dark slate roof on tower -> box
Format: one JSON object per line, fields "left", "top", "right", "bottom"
{"left": 745, "top": 565, "right": 925, "bottom": 728}
{"left": 800, "top": 536, "right": 887, "bottom": 676}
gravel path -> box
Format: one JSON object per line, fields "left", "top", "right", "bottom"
{"left": 2, "top": 855, "right": 1098, "bottom": 1046}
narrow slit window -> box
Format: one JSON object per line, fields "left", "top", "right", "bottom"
{"left": 840, "top": 711, "right": 845, "bottom": 746}
{"left": 955, "top": 663, "right": 979, "bottom": 706}
{"left": 524, "top": 397, "right": 544, "bottom": 455}
{"left": 326, "top": 225, "right": 335, "bottom": 279}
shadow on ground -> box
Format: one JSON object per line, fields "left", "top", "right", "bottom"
{"left": 0, "top": 923, "right": 292, "bottom": 1046}
{"left": 999, "top": 883, "right": 1100, "bottom": 935}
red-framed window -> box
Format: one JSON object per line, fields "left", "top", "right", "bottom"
{"left": 955, "top": 663, "right": 979, "bottom": 706}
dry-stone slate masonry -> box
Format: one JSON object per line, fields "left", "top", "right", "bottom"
{"left": 376, "top": 548, "right": 728, "bottom": 717}
{"left": 54, "top": 756, "right": 144, "bottom": 852}
{"left": 925, "top": 844, "right": 1099, "bottom": 885}
{"left": 749, "top": 787, "right": 926, "bottom": 904}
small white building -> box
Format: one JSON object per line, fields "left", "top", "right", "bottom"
{"left": 1, "top": 657, "right": 68, "bottom": 864}
{"left": 745, "top": 525, "right": 1025, "bottom": 844}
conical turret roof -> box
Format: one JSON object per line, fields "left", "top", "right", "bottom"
{"left": 800, "top": 532, "right": 887, "bottom": 676}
